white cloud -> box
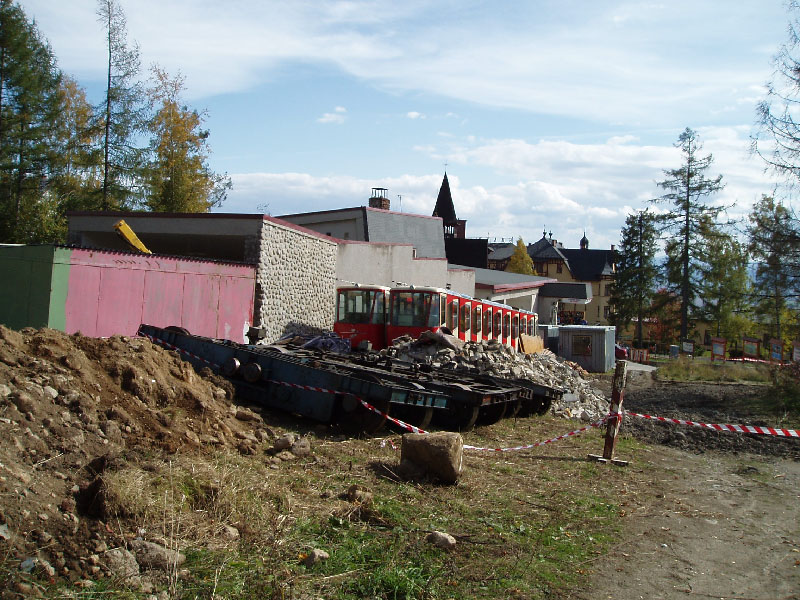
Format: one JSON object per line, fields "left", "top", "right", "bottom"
{"left": 406, "top": 111, "right": 425, "bottom": 119}
{"left": 317, "top": 107, "right": 347, "bottom": 124}
{"left": 223, "top": 126, "right": 776, "bottom": 251}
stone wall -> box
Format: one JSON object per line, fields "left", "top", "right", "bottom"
{"left": 255, "top": 219, "right": 337, "bottom": 342}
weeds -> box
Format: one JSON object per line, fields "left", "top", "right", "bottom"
{"left": 656, "top": 356, "right": 771, "bottom": 383}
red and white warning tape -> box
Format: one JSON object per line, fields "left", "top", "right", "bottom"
{"left": 462, "top": 418, "right": 609, "bottom": 452}
{"left": 624, "top": 411, "right": 799, "bottom": 438}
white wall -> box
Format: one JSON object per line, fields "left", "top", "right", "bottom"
{"left": 336, "top": 242, "right": 474, "bottom": 295}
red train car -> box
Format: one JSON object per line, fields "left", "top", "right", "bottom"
{"left": 333, "top": 285, "right": 389, "bottom": 350}
{"left": 334, "top": 285, "right": 538, "bottom": 352}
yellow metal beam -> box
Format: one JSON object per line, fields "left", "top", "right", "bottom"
{"left": 113, "top": 220, "right": 152, "bottom": 254}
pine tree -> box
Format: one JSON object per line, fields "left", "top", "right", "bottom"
{"left": 650, "top": 127, "right": 725, "bottom": 341}
{"left": 143, "top": 66, "right": 230, "bottom": 212}
{"left": 505, "top": 237, "right": 534, "bottom": 275}
{"left": 609, "top": 210, "right": 658, "bottom": 347}
{"left": 96, "top": 0, "right": 147, "bottom": 210}
{"left": 0, "top": 0, "right": 63, "bottom": 242}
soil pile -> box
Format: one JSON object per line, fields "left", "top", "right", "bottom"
{"left": 622, "top": 381, "right": 800, "bottom": 459}
{"left": 0, "top": 326, "right": 276, "bottom": 591}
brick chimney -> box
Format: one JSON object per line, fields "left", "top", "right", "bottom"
{"left": 368, "top": 187, "right": 390, "bottom": 210}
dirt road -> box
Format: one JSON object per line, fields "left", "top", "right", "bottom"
{"left": 582, "top": 380, "right": 800, "bottom": 600}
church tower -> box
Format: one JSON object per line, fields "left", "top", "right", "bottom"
{"left": 432, "top": 172, "right": 466, "bottom": 238}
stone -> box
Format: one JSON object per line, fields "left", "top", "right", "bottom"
{"left": 290, "top": 437, "right": 312, "bottom": 457}
{"left": 273, "top": 433, "right": 296, "bottom": 450}
{"left": 302, "top": 548, "right": 329, "bottom": 567}
{"left": 104, "top": 548, "right": 140, "bottom": 580}
{"left": 346, "top": 484, "right": 373, "bottom": 506}
{"left": 129, "top": 540, "right": 185, "bottom": 572}
{"left": 10, "top": 391, "right": 36, "bottom": 414}
{"left": 426, "top": 530, "right": 456, "bottom": 550}
{"left": 400, "top": 432, "right": 463, "bottom": 484}
{"left": 221, "top": 524, "right": 240, "bottom": 540}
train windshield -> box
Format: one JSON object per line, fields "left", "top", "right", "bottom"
{"left": 337, "top": 289, "right": 386, "bottom": 325}
{"left": 391, "top": 291, "right": 441, "bottom": 328}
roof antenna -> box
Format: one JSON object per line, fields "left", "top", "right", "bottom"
{"left": 397, "top": 194, "right": 402, "bottom": 212}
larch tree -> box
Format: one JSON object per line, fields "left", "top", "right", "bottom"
{"left": 650, "top": 127, "right": 725, "bottom": 341}
{"left": 96, "top": 0, "right": 147, "bottom": 210}
{"left": 697, "top": 233, "right": 751, "bottom": 341}
{"left": 747, "top": 195, "right": 800, "bottom": 341}
{"left": 609, "top": 210, "right": 659, "bottom": 347}
{"left": 144, "top": 66, "right": 230, "bottom": 212}
{"left": 505, "top": 237, "right": 534, "bottom": 275}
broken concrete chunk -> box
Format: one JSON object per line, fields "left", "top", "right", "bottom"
{"left": 400, "top": 432, "right": 463, "bottom": 484}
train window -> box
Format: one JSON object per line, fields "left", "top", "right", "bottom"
{"left": 512, "top": 315, "right": 520, "bottom": 339}
{"left": 440, "top": 296, "right": 447, "bottom": 327}
{"left": 493, "top": 311, "right": 501, "bottom": 337}
{"left": 338, "top": 290, "right": 385, "bottom": 325}
{"left": 391, "top": 292, "right": 430, "bottom": 327}
{"left": 427, "top": 294, "right": 441, "bottom": 327}
{"left": 459, "top": 302, "right": 470, "bottom": 332}
{"left": 527, "top": 317, "right": 535, "bottom": 335}
{"left": 472, "top": 306, "right": 481, "bottom": 334}
{"left": 446, "top": 300, "right": 458, "bottom": 330}
{"left": 482, "top": 309, "right": 491, "bottom": 335}
{"left": 503, "top": 313, "right": 511, "bottom": 339}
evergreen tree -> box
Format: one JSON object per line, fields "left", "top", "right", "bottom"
{"left": 747, "top": 195, "right": 800, "bottom": 341}
{"left": 0, "top": 0, "right": 63, "bottom": 242}
{"left": 753, "top": 2, "right": 800, "bottom": 188}
{"left": 143, "top": 66, "right": 230, "bottom": 212}
{"left": 650, "top": 127, "right": 725, "bottom": 341}
{"left": 609, "top": 210, "right": 658, "bottom": 347}
{"left": 698, "top": 233, "right": 751, "bottom": 340}
{"left": 96, "top": 0, "right": 147, "bottom": 210}
{"left": 505, "top": 237, "right": 533, "bottom": 275}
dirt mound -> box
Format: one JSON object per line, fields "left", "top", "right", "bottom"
{"left": 621, "top": 381, "right": 800, "bottom": 459}
{"left": 0, "top": 326, "right": 275, "bottom": 588}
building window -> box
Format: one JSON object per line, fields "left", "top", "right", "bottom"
{"left": 603, "top": 305, "right": 611, "bottom": 319}
{"left": 556, "top": 263, "right": 562, "bottom": 274}
{"left": 572, "top": 335, "right": 592, "bottom": 356}
{"left": 605, "top": 284, "right": 611, "bottom": 296}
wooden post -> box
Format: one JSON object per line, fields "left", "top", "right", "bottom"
{"left": 589, "top": 360, "right": 628, "bottom": 466}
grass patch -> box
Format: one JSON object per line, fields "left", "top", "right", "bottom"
{"left": 655, "top": 356, "right": 771, "bottom": 383}
{"left": 35, "top": 416, "right": 656, "bottom": 599}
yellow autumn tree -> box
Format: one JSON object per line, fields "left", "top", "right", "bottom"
{"left": 144, "top": 66, "right": 230, "bottom": 212}
{"left": 505, "top": 237, "right": 534, "bottom": 275}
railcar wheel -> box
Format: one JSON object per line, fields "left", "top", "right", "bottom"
{"left": 475, "top": 401, "right": 507, "bottom": 426}
{"left": 433, "top": 404, "right": 479, "bottom": 432}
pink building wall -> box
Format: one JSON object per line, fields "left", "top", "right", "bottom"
{"left": 64, "top": 249, "right": 255, "bottom": 342}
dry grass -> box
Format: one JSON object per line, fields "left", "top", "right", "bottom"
{"left": 90, "top": 414, "right": 654, "bottom": 599}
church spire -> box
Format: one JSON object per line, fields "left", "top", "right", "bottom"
{"left": 432, "top": 172, "right": 458, "bottom": 224}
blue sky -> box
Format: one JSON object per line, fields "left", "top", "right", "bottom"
{"left": 25, "top": 0, "right": 792, "bottom": 249}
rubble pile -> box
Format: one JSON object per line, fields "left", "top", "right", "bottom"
{"left": 386, "top": 334, "right": 611, "bottom": 422}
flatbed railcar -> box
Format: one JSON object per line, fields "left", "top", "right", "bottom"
{"left": 139, "top": 324, "right": 560, "bottom": 432}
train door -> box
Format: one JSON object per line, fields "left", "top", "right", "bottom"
{"left": 471, "top": 304, "right": 482, "bottom": 342}
{"left": 502, "top": 309, "right": 512, "bottom": 347}
{"left": 510, "top": 312, "right": 520, "bottom": 350}
{"left": 481, "top": 306, "right": 492, "bottom": 341}
{"left": 493, "top": 310, "right": 502, "bottom": 344}
{"left": 445, "top": 294, "right": 459, "bottom": 337}
{"left": 458, "top": 300, "right": 471, "bottom": 342}
{"left": 387, "top": 289, "right": 443, "bottom": 343}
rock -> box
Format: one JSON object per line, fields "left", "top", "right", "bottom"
{"left": 235, "top": 407, "right": 261, "bottom": 422}
{"left": 221, "top": 524, "right": 240, "bottom": 540}
{"left": 426, "top": 530, "right": 456, "bottom": 550}
{"left": 400, "top": 432, "right": 463, "bottom": 484}
{"left": 129, "top": 540, "right": 185, "bottom": 572}
{"left": 346, "top": 484, "right": 373, "bottom": 506}
{"left": 273, "top": 433, "right": 296, "bottom": 450}
{"left": 42, "top": 386, "right": 59, "bottom": 400}
{"left": 290, "top": 437, "right": 311, "bottom": 457}
{"left": 302, "top": 548, "right": 329, "bottom": 567}
{"left": 104, "top": 548, "right": 140, "bottom": 580}
{"left": 10, "top": 391, "right": 36, "bottom": 414}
